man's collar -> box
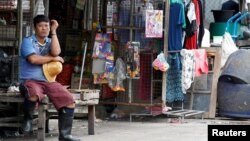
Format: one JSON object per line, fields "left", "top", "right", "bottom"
{"left": 31, "top": 34, "right": 49, "bottom": 43}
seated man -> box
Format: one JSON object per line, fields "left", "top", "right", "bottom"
{"left": 19, "top": 15, "right": 81, "bottom": 141}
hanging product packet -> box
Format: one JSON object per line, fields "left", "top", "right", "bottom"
{"left": 152, "top": 52, "right": 169, "bottom": 72}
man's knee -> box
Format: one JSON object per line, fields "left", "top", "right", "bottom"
{"left": 66, "top": 103, "right": 75, "bottom": 108}
{"left": 28, "top": 95, "right": 39, "bottom": 102}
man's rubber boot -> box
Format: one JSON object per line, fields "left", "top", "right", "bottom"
{"left": 20, "top": 99, "right": 36, "bottom": 134}
{"left": 58, "top": 108, "right": 81, "bottom": 141}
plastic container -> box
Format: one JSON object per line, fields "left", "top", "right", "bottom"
{"left": 209, "top": 22, "right": 239, "bottom": 38}
{"left": 218, "top": 81, "right": 250, "bottom": 118}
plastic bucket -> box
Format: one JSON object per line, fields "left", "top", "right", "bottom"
{"left": 212, "top": 10, "right": 235, "bottom": 22}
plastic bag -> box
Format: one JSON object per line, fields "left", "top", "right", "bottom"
{"left": 107, "top": 58, "right": 126, "bottom": 92}
{"left": 152, "top": 52, "right": 169, "bottom": 72}
{"left": 221, "top": 32, "right": 238, "bottom": 69}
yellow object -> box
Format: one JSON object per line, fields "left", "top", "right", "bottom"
{"left": 42, "top": 61, "right": 63, "bottom": 82}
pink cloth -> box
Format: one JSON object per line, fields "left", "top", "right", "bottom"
{"left": 193, "top": 49, "right": 208, "bottom": 76}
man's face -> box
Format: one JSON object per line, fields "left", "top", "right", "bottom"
{"left": 34, "top": 21, "right": 50, "bottom": 37}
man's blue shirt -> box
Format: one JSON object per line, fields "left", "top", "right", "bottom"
{"left": 19, "top": 34, "right": 51, "bottom": 82}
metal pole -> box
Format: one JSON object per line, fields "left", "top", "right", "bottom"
{"left": 78, "top": 42, "right": 88, "bottom": 90}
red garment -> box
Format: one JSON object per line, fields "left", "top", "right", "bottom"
{"left": 193, "top": 49, "right": 208, "bottom": 76}
{"left": 185, "top": 0, "right": 200, "bottom": 49}
{"left": 193, "top": 0, "right": 200, "bottom": 27}
{"left": 22, "top": 80, "right": 75, "bottom": 110}
{"left": 185, "top": 32, "right": 197, "bottom": 49}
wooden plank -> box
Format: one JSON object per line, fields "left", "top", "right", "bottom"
{"left": 208, "top": 48, "right": 221, "bottom": 118}
{"left": 0, "top": 96, "right": 23, "bottom": 102}
{"left": 0, "top": 123, "right": 21, "bottom": 127}
{"left": 75, "top": 99, "right": 99, "bottom": 105}
{"left": 0, "top": 116, "right": 22, "bottom": 122}
{"left": 37, "top": 104, "right": 46, "bottom": 141}
{"left": 88, "top": 105, "right": 95, "bottom": 135}
{"left": 69, "top": 89, "right": 100, "bottom": 93}
{"left": 0, "top": 92, "right": 21, "bottom": 96}
{"left": 81, "top": 92, "right": 100, "bottom": 100}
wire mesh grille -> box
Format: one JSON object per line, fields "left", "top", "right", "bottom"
{"left": 0, "top": 0, "right": 33, "bottom": 88}
{"left": 0, "top": 0, "right": 19, "bottom": 87}
{"left": 101, "top": 0, "right": 164, "bottom": 105}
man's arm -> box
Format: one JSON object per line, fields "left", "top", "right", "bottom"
{"left": 50, "top": 19, "right": 61, "bottom": 56}
{"left": 27, "top": 54, "right": 64, "bottom": 65}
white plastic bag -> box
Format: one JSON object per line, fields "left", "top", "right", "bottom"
{"left": 221, "top": 32, "right": 238, "bottom": 69}
{"left": 152, "top": 52, "right": 169, "bottom": 72}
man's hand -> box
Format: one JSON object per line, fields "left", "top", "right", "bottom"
{"left": 53, "top": 56, "right": 64, "bottom": 63}
{"left": 50, "top": 20, "right": 59, "bottom": 34}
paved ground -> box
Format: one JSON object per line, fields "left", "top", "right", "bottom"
{"left": 1, "top": 116, "right": 250, "bottom": 141}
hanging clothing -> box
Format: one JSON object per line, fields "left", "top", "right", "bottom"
{"left": 170, "top": 0, "right": 186, "bottom": 28}
{"left": 180, "top": 49, "right": 195, "bottom": 94}
{"left": 185, "top": 0, "right": 200, "bottom": 49}
{"left": 166, "top": 53, "right": 184, "bottom": 103}
{"left": 185, "top": 2, "right": 196, "bottom": 37}
{"left": 197, "top": 0, "right": 205, "bottom": 48}
{"left": 193, "top": 49, "right": 208, "bottom": 77}
{"left": 168, "top": 3, "right": 185, "bottom": 51}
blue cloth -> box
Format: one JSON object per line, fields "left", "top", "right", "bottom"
{"left": 166, "top": 53, "right": 184, "bottom": 103}
{"left": 168, "top": 3, "right": 184, "bottom": 51}
{"left": 20, "top": 34, "right": 51, "bottom": 82}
